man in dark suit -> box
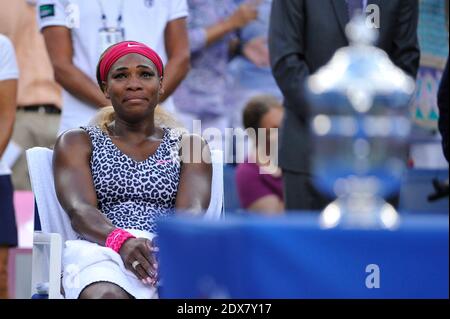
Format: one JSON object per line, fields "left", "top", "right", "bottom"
{"left": 437, "top": 58, "right": 449, "bottom": 163}
{"left": 268, "top": 0, "right": 420, "bottom": 211}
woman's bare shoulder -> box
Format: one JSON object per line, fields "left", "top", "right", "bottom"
{"left": 54, "top": 128, "right": 92, "bottom": 154}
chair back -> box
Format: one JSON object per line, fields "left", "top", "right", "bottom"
{"left": 26, "top": 147, "right": 78, "bottom": 244}
{"left": 204, "top": 149, "right": 224, "bottom": 219}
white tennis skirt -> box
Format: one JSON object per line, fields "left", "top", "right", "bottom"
{"left": 62, "top": 229, "right": 158, "bottom": 299}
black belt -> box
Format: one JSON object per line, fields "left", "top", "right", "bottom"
{"left": 17, "top": 104, "right": 61, "bottom": 114}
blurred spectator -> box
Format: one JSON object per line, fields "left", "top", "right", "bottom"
{"left": 172, "top": 0, "right": 258, "bottom": 151}
{"left": 227, "top": 0, "right": 282, "bottom": 130}
{"left": 37, "top": 0, "right": 190, "bottom": 134}
{"left": 269, "top": 0, "right": 420, "bottom": 211}
{"left": 409, "top": 0, "right": 448, "bottom": 168}
{"left": 437, "top": 57, "right": 449, "bottom": 163}
{"left": 236, "top": 95, "right": 284, "bottom": 214}
{"left": 0, "top": 34, "right": 18, "bottom": 299}
{"left": 0, "top": 0, "right": 62, "bottom": 190}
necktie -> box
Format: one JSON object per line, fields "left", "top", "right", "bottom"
{"left": 346, "top": 0, "right": 363, "bottom": 19}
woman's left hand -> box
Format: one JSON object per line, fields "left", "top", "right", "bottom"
{"left": 119, "top": 237, "right": 159, "bottom": 286}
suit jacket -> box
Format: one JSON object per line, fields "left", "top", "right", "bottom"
{"left": 269, "top": 0, "right": 420, "bottom": 173}
{"left": 437, "top": 58, "right": 449, "bottom": 163}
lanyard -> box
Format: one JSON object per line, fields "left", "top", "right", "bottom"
{"left": 97, "top": 0, "right": 124, "bottom": 29}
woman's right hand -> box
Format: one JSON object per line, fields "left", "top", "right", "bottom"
{"left": 119, "top": 237, "right": 159, "bottom": 286}
{"left": 228, "top": 2, "right": 259, "bottom": 29}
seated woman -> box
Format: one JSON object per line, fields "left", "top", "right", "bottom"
{"left": 53, "top": 41, "right": 212, "bottom": 299}
{"left": 235, "top": 95, "right": 284, "bottom": 214}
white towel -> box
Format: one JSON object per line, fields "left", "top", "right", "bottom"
{"left": 63, "top": 229, "right": 158, "bottom": 299}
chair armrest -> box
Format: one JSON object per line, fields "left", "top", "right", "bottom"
{"left": 31, "top": 231, "right": 63, "bottom": 299}
{"left": 33, "top": 231, "right": 57, "bottom": 245}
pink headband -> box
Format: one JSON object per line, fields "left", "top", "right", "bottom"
{"left": 99, "top": 41, "right": 164, "bottom": 82}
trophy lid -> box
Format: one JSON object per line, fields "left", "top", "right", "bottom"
{"left": 306, "top": 15, "right": 415, "bottom": 113}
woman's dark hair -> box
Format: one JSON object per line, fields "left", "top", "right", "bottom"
{"left": 96, "top": 44, "right": 117, "bottom": 91}
{"left": 96, "top": 61, "right": 104, "bottom": 91}
{"left": 243, "top": 95, "right": 282, "bottom": 132}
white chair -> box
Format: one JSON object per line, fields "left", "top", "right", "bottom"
{"left": 26, "top": 147, "right": 224, "bottom": 299}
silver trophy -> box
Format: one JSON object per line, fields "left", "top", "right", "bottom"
{"left": 305, "top": 15, "right": 415, "bottom": 229}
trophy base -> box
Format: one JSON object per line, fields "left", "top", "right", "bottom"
{"left": 319, "top": 194, "right": 400, "bottom": 230}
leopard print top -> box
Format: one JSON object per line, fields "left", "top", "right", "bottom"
{"left": 81, "top": 125, "right": 182, "bottom": 233}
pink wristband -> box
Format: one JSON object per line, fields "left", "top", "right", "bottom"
{"left": 105, "top": 229, "right": 136, "bottom": 253}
